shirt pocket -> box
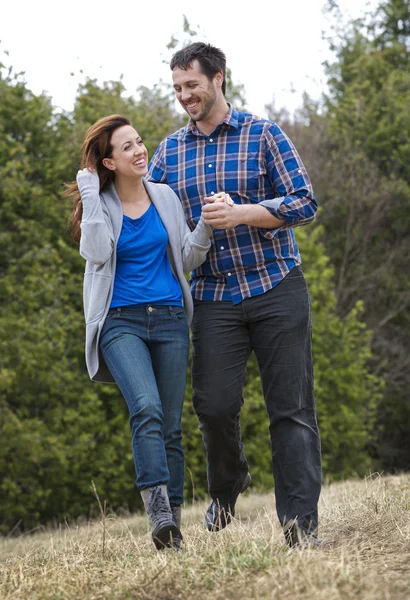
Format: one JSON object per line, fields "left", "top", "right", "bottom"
{"left": 224, "top": 153, "right": 266, "bottom": 196}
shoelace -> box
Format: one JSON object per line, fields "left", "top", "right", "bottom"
{"left": 149, "top": 488, "right": 170, "bottom": 517}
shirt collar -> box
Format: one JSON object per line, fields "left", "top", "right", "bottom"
{"left": 181, "top": 103, "right": 240, "bottom": 140}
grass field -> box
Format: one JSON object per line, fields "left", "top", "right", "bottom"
{"left": 1, "top": 473, "right": 409, "bottom": 599}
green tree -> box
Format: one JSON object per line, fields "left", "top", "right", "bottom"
{"left": 318, "top": 0, "right": 410, "bottom": 469}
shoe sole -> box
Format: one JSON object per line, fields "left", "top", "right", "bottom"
{"left": 152, "top": 523, "right": 180, "bottom": 550}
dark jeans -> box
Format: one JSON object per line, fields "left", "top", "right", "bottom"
{"left": 191, "top": 266, "right": 322, "bottom": 534}
{"left": 99, "top": 304, "right": 189, "bottom": 506}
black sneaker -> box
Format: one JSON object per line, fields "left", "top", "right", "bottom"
{"left": 205, "top": 472, "right": 251, "bottom": 532}
{"left": 284, "top": 521, "right": 322, "bottom": 549}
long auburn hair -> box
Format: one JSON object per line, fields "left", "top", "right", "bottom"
{"left": 63, "top": 114, "right": 131, "bottom": 244}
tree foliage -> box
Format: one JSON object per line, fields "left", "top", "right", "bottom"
{"left": 318, "top": 0, "right": 410, "bottom": 469}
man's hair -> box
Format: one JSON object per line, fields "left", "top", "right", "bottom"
{"left": 170, "top": 42, "right": 227, "bottom": 95}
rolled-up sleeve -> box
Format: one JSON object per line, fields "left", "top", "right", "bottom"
{"left": 260, "top": 124, "right": 317, "bottom": 229}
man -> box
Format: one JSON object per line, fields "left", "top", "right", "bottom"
{"left": 147, "top": 42, "right": 322, "bottom": 547}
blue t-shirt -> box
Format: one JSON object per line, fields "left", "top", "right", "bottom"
{"left": 110, "top": 203, "right": 183, "bottom": 308}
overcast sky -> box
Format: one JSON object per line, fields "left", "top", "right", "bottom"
{"left": 1, "top": 0, "right": 376, "bottom": 119}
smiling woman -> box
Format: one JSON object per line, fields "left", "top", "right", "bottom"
{"left": 62, "top": 114, "right": 218, "bottom": 550}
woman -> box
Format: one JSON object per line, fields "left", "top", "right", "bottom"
{"left": 64, "top": 114, "right": 219, "bottom": 550}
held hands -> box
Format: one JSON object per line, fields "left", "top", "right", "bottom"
{"left": 76, "top": 167, "right": 100, "bottom": 196}
{"left": 202, "top": 192, "right": 240, "bottom": 229}
{"left": 206, "top": 192, "right": 234, "bottom": 206}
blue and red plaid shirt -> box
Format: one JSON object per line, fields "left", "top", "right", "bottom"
{"left": 147, "top": 104, "right": 317, "bottom": 304}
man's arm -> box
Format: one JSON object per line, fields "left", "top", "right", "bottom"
{"left": 202, "top": 123, "right": 316, "bottom": 233}
{"left": 146, "top": 141, "right": 168, "bottom": 183}
{"left": 260, "top": 123, "right": 317, "bottom": 227}
{"left": 201, "top": 200, "right": 284, "bottom": 230}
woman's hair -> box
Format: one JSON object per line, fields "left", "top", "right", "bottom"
{"left": 63, "top": 114, "right": 131, "bottom": 244}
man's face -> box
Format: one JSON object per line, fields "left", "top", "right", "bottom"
{"left": 172, "top": 59, "right": 219, "bottom": 122}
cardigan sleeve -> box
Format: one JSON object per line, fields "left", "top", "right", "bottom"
{"left": 78, "top": 171, "right": 115, "bottom": 265}
{"left": 173, "top": 193, "right": 213, "bottom": 272}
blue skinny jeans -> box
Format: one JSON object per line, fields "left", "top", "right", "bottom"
{"left": 99, "top": 304, "right": 189, "bottom": 506}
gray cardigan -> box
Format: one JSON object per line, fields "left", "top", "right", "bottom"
{"left": 79, "top": 177, "right": 213, "bottom": 383}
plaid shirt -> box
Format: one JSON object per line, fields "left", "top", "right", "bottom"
{"left": 147, "top": 104, "right": 317, "bottom": 304}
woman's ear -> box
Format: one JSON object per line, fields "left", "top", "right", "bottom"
{"left": 102, "top": 158, "right": 116, "bottom": 171}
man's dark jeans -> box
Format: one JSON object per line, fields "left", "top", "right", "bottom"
{"left": 191, "top": 266, "right": 322, "bottom": 535}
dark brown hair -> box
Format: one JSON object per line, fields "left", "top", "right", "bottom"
{"left": 170, "top": 42, "right": 227, "bottom": 95}
{"left": 63, "top": 114, "right": 131, "bottom": 244}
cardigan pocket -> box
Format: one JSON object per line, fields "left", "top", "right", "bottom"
{"left": 83, "top": 273, "right": 112, "bottom": 324}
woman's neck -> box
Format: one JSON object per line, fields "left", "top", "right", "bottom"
{"left": 114, "top": 176, "right": 147, "bottom": 205}
{"left": 114, "top": 176, "right": 151, "bottom": 219}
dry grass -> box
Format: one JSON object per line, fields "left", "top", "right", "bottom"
{"left": 1, "top": 473, "right": 409, "bottom": 600}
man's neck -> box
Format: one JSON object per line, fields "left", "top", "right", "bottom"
{"left": 195, "top": 99, "right": 230, "bottom": 136}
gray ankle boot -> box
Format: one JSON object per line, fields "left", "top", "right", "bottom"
{"left": 170, "top": 505, "right": 183, "bottom": 550}
{"left": 141, "top": 485, "right": 180, "bottom": 550}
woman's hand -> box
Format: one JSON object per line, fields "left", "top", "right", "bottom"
{"left": 203, "top": 192, "right": 234, "bottom": 206}
{"left": 76, "top": 168, "right": 100, "bottom": 195}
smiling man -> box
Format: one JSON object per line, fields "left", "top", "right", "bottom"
{"left": 147, "top": 42, "right": 322, "bottom": 548}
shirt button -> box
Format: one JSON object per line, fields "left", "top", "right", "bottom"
{"left": 208, "top": 164, "right": 212, "bottom": 168}
{"left": 210, "top": 191, "right": 215, "bottom": 195}
{"left": 209, "top": 138, "right": 213, "bottom": 142}
{"left": 227, "top": 272, "right": 232, "bottom": 276}
{"left": 220, "top": 246, "right": 225, "bottom": 250}
{"left": 298, "top": 169, "right": 302, "bottom": 173}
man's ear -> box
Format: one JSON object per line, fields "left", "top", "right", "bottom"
{"left": 214, "top": 71, "right": 224, "bottom": 89}
{"left": 102, "top": 158, "right": 116, "bottom": 171}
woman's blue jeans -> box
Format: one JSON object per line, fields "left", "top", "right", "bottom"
{"left": 99, "top": 304, "right": 189, "bottom": 506}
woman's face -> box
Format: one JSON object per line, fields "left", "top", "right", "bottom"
{"left": 103, "top": 125, "right": 148, "bottom": 179}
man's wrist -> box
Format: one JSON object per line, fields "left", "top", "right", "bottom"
{"left": 234, "top": 204, "right": 248, "bottom": 226}
{"left": 236, "top": 203, "right": 284, "bottom": 228}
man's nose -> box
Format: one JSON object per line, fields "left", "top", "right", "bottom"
{"left": 180, "top": 89, "right": 192, "bottom": 102}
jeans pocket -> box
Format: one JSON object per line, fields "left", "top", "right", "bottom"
{"left": 104, "top": 309, "right": 119, "bottom": 322}
{"left": 169, "top": 306, "right": 188, "bottom": 324}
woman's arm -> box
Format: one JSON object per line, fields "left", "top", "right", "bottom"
{"left": 173, "top": 194, "right": 214, "bottom": 272}
{"left": 77, "top": 169, "right": 114, "bottom": 264}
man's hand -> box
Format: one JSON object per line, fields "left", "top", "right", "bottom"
{"left": 202, "top": 201, "right": 241, "bottom": 229}
{"left": 202, "top": 193, "right": 286, "bottom": 230}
